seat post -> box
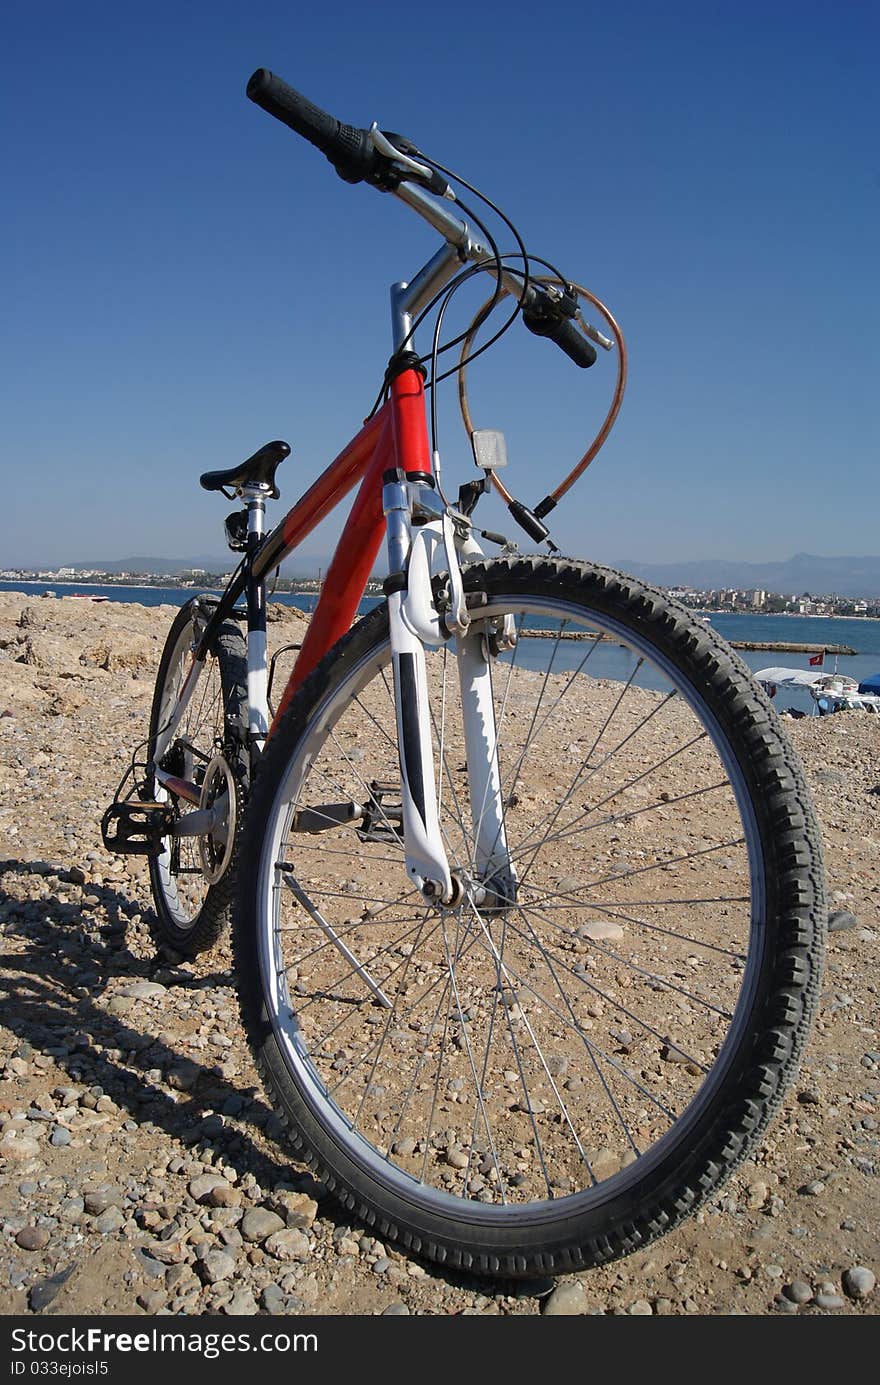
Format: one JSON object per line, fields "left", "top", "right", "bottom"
{"left": 242, "top": 484, "right": 272, "bottom": 751}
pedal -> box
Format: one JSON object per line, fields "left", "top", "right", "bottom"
{"left": 357, "top": 780, "right": 403, "bottom": 845}
{"left": 101, "top": 800, "right": 174, "bottom": 856}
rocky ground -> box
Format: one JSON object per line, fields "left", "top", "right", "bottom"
{"left": 0, "top": 589, "right": 877, "bottom": 1317}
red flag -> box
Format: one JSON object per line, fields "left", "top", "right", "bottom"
{"left": 809, "top": 651, "right": 825, "bottom": 667}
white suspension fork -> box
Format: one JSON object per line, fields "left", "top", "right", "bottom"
{"left": 382, "top": 475, "right": 514, "bottom": 904}
{"left": 455, "top": 625, "right": 516, "bottom": 904}
{"left": 384, "top": 475, "right": 452, "bottom": 901}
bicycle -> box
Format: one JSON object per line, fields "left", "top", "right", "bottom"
{"left": 103, "top": 68, "right": 826, "bottom": 1279}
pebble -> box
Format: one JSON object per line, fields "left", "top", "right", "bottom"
{"left": 628, "top": 1299, "right": 653, "bottom": 1315}
{"left": 663, "top": 1045, "right": 692, "bottom": 1065}
{"left": 842, "top": 1266, "right": 875, "bottom": 1301}
{"left": 15, "top": 1226, "right": 50, "bottom": 1251}
{"left": 261, "top": 1284, "right": 286, "bottom": 1313}
{"left": 827, "top": 910, "right": 858, "bottom": 932}
{"left": 93, "top": 1206, "right": 126, "bottom": 1234}
{"left": 445, "top": 1148, "right": 469, "bottom": 1170}
{"left": 775, "top": 1295, "right": 799, "bottom": 1314}
{"left": 59, "top": 1196, "right": 85, "bottom": 1223}
{"left": 137, "top": 1289, "right": 166, "bottom": 1313}
{"left": 782, "top": 1280, "right": 812, "bottom": 1304}
{"left": 83, "top": 1189, "right": 121, "bottom": 1216}
{"left": 542, "top": 1281, "right": 587, "bottom": 1316}
{"left": 814, "top": 1292, "right": 845, "bottom": 1310}
{"left": 271, "top": 1191, "right": 318, "bottom": 1228}
{"left": 189, "top": 1174, "right": 226, "bottom": 1203}
{"left": 264, "top": 1229, "right": 311, "bottom": 1261}
{"left": 0, "top": 1133, "right": 41, "bottom": 1161}
{"left": 240, "top": 1208, "right": 285, "bottom": 1243}
{"left": 49, "top": 1125, "right": 71, "bottom": 1147}
{"left": 382, "top": 1302, "right": 410, "bottom": 1315}
{"left": 224, "top": 1289, "right": 258, "bottom": 1315}
{"left": 576, "top": 919, "right": 624, "bottom": 943}
{"left": 119, "top": 980, "right": 167, "bottom": 999}
{"left": 200, "top": 1249, "right": 236, "bottom": 1284}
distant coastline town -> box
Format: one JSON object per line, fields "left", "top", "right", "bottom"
{"left": 0, "top": 567, "right": 385, "bottom": 598}
{"left": 2, "top": 566, "right": 879, "bottom": 617}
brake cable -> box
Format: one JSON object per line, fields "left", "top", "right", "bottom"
{"left": 456, "top": 275, "right": 627, "bottom": 518}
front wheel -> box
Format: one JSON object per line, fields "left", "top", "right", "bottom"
{"left": 234, "top": 558, "right": 825, "bottom": 1277}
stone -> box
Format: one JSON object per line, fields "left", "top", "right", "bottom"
{"left": 137, "top": 1288, "right": 167, "bottom": 1313}
{"left": 576, "top": 919, "right": 624, "bottom": 943}
{"left": 542, "top": 1281, "right": 587, "bottom": 1316}
{"left": 775, "top": 1296, "right": 799, "bottom": 1314}
{"left": 782, "top": 1280, "right": 813, "bottom": 1304}
{"left": 119, "top": 980, "right": 167, "bottom": 1000}
{"left": 15, "top": 1226, "right": 50, "bottom": 1251}
{"left": 224, "top": 1289, "right": 258, "bottom": 1315}
{"left": 828, "top": 910, "right": 858, "bottom": 932}
{"left": 200, "top": 1249, "right": 236, "bottom": 1284}
{"left": 271, "top": 1191, "right": 319, "bottom": 1228}
{"left": 261, "top": 1284, "right": 286, "bottom": 1313}
{"left": 240, "top": 1207, "right": 286, "bottom": 1243}
{"left": 83, "top": 1189, "right": 121, "bottom": 1215}
{"left": 189, "top": 1174, "right": 228, "bottom": 1203}
{"left": 264, "top": 1228, "right": 311, "bottom": 1261}
{"left": 207, "top": 1182, "right": 242, "bottom": 1208}
{"left": 382, "top": 1302, "right": 410, "bottom": 1315}
{"left": 49, "top": 1125, "right": 72, "bottom": 1147}
{"left": 814, "top": 1292, "right": 845, "bottom": 1310}
{"left": 842, "top": 1266, "right": 875, "bottom": 1300}
{"left": 93, "top": 1205, "right": 126, "bottom": 1233}
{"left": 168, "top": 1063, "right": 200, "bottom": 1092}
{"left": 0, "top": 1134, "right": 41, "bottom": 1161}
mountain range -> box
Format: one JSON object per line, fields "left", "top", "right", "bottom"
{"left": 614, "top": 553, "right": 880, "bottom": 600}
{"left": 54, "top": 552, "right": 880, "bottom": 599}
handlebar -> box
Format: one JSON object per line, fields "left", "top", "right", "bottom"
{"left": 246, "top": 68, "right": 598, "bottom": 368}
{"left": 246, "top": 69, "right": 383, "bottom": 185}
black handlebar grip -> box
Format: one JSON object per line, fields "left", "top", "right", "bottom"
{"left": 522, "top": 295, "right": 598, "bottom": 369}
{"left": 246, "top": 68, "right": 380, "bottom": 184}
{"left": 546, "top": 316, "right": 598, "bottom": 368}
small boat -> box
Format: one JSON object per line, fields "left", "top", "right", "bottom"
{"left": 69, "top": 592, "right": 110, "bottom": 603}
{"left": 754, "top": 666, "right": 880, "bottom": 716}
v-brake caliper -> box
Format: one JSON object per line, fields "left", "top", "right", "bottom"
{"left": 382, "top": 471, "right": 517, "bottom": 911}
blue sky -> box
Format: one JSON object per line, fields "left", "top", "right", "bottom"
{"left": 2, "top": 1, "right": 877, "bottom": 570}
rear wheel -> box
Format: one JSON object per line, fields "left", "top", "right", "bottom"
{"left": 148, "top": 598, "right": 248, "bottom": 958}
{"left": 234, "top": 558, "right": 825, "bottom": 1276}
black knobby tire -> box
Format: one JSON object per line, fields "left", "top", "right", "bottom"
{"left": 233, "top": 558, "right": 825, "bottom": 1276}
{"left": 148, "top": 598, "right": 248, "bottom": 958}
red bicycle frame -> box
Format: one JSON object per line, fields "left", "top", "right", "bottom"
{"left": 251, "top": 367, "right": 432, "bottom": 732}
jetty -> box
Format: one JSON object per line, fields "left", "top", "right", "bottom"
{"left": 517, "top": 631, "right": 858, "bottom": 655}
{"left": 729, "top": 640, "right": 856, "bottom": 656}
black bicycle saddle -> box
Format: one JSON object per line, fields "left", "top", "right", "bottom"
{"left": 200, "top": 440, "right": 291, "bottom": 499}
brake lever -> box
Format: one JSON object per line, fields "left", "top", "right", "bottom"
{"left": 368, "top": 125, "right": 456, "bottom": 199}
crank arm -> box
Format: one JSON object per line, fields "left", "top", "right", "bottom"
{"left": 292, "top": 801, "right": 365, "bottom": 833}
{"left": 171, "top": 798, "right": 228, "bottom": 840}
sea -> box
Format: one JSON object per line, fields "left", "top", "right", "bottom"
{"left": 4, "top": 580, "right": 879, "bottom": 717}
